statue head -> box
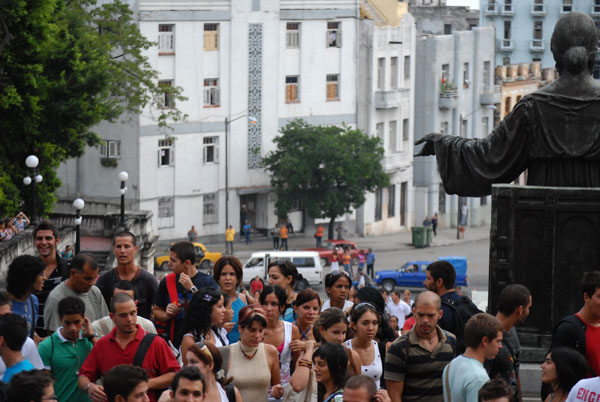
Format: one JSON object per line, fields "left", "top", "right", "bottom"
{"left": 551, "top": 12, "right": 598, "bottom": 75}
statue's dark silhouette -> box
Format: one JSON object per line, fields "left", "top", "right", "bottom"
{"left": 416, "top": 12, "right": 600, "bottom": 196}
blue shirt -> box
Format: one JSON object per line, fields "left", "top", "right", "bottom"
{"left": 366, "top": 252, "right": 376, "bottom": 265}
{"left": 12, "top": 295, "right": 38, "bottom": 338}
{"left": 3, "top": 359, "right": 34, "bottom": 382}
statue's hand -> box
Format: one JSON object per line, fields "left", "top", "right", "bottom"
{"left": 415, "top": 133, "right": 443, "bottom": 156}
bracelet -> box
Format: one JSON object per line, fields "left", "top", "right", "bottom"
{"left": 297, "top": 359, "right": 313, "bottom": 369}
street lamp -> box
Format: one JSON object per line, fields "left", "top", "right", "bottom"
{"left": 23, "top": 155, "right": 42, "bottom": 224}
{"left": 73, "top": 198, "right": 85, "bottom": 254}
{"left": 118, "top": 171, "right": 128, "bottom": 226}
{"left": 224, "top": 115, "right": 257, "bottom": 235}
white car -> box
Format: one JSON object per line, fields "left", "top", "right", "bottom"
{"left": 243, "top": 251, "right": 323, "bottom": 287}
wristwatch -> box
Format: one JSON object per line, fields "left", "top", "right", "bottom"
{"left": 85, "top": 383, "right": 92, "bottom": 393}
{"left": 86, "top": 332, "right": 99, "bottom": 341}
{"left": 190, "top": 285, "right": 199, "bottom": 294}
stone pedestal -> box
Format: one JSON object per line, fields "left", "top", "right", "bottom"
{"left": 489, "top": 185, "right": 600, "bottom": 361}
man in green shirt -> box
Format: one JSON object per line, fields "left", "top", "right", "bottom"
{"left": 39, "top": 296, "right": 96, "bottom": 402}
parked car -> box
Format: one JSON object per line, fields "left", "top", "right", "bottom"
{"left": 155, "top": 242, "right": 223, "bottom": 271}
{"left": 242, "top": 251, "right": 323, "bottom": 287}
{"left": 303, "top": 240, "right": 367, "bottom": 267}
{"left": 374, "top": 256, "right": 468, "bottom": 292}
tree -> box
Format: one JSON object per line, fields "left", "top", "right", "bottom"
{"left": 0, "top": 0, "right": 186, "bottom": 217}
{"left": 262, "top": 120, "right": 389, "bottom": 239}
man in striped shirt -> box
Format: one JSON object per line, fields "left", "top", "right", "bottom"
{"left": 385, "top": 291, "right": 456, "bottom": 402}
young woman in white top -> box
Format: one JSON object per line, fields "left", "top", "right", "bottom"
{"left": 344, "top": 302, "right": 383, "bottom": 389}
{"left": 321, "top": 271, "right": 354, "bottom": 314}
{"left": 180, "top": 287, "right": 226, "bottom": 365}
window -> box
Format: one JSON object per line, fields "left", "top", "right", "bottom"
{"left": 400, "top": 182, "right": 407, "bottom": 226}
{"left": 286, "top": 76, "right": 299, "bottom": 103}
{"left": 377, "top": 58, "right": 385, "bottom": 90}
{"left": 486, "top": 0, "right": 496, "bottom": 11}
{"left": 562, "top": 0, "right": 572, "bottom": 12}
{"left": 158, "top": 25, "right": 174, "bottom": 53}
{"left": 100, "top": 140, "right": 121, "bottom": 159}
{"left": 159, "top": 80, "right": 174, "bottom": 108}
{"left": 444, "top": 24, "right": 452, "bottom": 34}
{"left": 404, "top": 56, "right": 410, "bottom": 80}
{"left": 483, "top": 61, "right": 491, "bottom": 87}
{"left": 389, "top": 120, "right": 397, "bottom": 152}
{"left": 504, "top": 0, "right": 512, "bottom": 12}
{"left": 204, "top": 23, "right": 219, "bottom": 51}
{"left": 402, "top": 119, "right": 410, "bottom": 142}
{"left": 595, "top": 0, "right": 600, "bottom": 13}
{"left": 158, "top": 138, "right": 174, "bottom": 167}
{"left": 533, "top": 0, "right": 544, "bottom": 12}
{"left": 390, "top": 57, "right": 398, "bottom": 89}
{"left": 533, "top": 21, "right": 543, "bottom": 47}
{"left": 203, "top": 193, "right": 218, "bottom": 224}
{"left": 503, "top": 57, "right": 511, "bottom": 66}
{"left": 203, "top": 78, "right": 220, "bottom": 106}
{"left": 375, "top": 188, "right": 383, "bottom": 221}
{"left": 388, "top": 185, "right": 396, "bottom": 217}
{"left": 326, "top": 74, "right": 339, "bottom": 101}
{"left": 441, "top": 64, "right": 450, "bottom": 83}
{"left": 503, "top": 20, "right": 511, "bottom": 41}
{"left": 203, "top": 136, "right": 219, "bottom": 163}
{"left": 441, "top": 121, "right": 449, "bottom": 135}
{"left": 158, "top": 197, "right": 174, "bottom": 228}
{"left": 376, "top": 123, "right": 384, "bottom": 142}
{"left": 326, "top": 22, "right": 342, "bottom": 47}
{"left": 286, "top": 23, "right": 300, "bottom": 48}
{"left": 463, "top": 62, "right": 470, "bottom": 88}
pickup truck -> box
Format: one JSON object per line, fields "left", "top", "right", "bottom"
{"left": 374, "top": 256, "right": 468, "bottom": 291}
{"left": 303, "top": 240, "right": 367, "bottom": 267}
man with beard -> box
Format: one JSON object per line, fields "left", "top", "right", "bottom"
{"left": 385, "top": 291, "right": 456, "bottom": 402}
{"left": 484, "top": 285, "right": 531, "bottom": 402}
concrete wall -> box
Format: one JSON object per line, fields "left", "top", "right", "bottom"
{"left": 409, "top": 5, "right": 479, "bottom": 35}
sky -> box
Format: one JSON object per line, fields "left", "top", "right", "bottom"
{"left": 446, "top": 0, "right": 480, "bottom": 9}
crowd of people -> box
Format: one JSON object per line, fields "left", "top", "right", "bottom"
{"left": 0, "top": 219, "right": 599, "bottom": 402}
{"left": 0, "top": 212, "right": 30, "bottom": 242}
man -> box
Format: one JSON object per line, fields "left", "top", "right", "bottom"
{"left": 366, "top": 248, "right": 376, "bottom": 279}
{"left": 187, "top": 226, "right": 198, "bottom": 242}
{"left": 96, "top": 231, "right": 158, "bottom": 319}
{"left": 386, "top": 289, "right": 412, "bottom": 329}
{"left": 225, "top": 225, "right": 235, "bottom": 255}
{"left": 33, "top": 220, "right": 70, "bottom": 335}
{"left": 44, "top": 253, "right": 109, "bottom": 332}
{"left": 479, "top": 378, "right": 514, "bottom": 402}
{"left": 485, "top": 285, "right": 532, "bottom": 402}
{"left": 6, "top": 370, "right": 56, "bottom": 402}
{"left": 271, "top": 223, "right": 280, "bottom": 251}
{"left": 153, "top": 241, "right": 218, "bottom": 347}
{"left": 167, "top": 366, "right": 206, "bottom": 402}
{"left": 103, "top": 365, "right": 150, "bottom": 402}
{"left": 243, "top": 220, "right": 251, "bottom": 244}
{"left": 280, "top": 223, "right": 289, "bottom": 251}
{"left": 443, "top": 313, "right": 504, "bottom": 402}
{"left": 0, "top": 291, "right": 43, "bottom": 378}
{"left": 0, "top": 314, "right": 35, "bottom": 382}
{"left": 386, "top": 291, "right": 456, "bottom": 402}
{"left": 78, "top": 293, "right": 179, "bottom": 402}
{"left": 315, "top": 225, "right": 324, "bottom": 248}
{"left": 38, "top": 297, "right": 95, "bottom": 402}
{"left": 344, "top": 375, "right": 392, "bottom": 402}
{"left": 552, "top": 271, "right": 600, "bottom": 376}
{"left": 92, "top": 280, "right": 156, "bottom": 338}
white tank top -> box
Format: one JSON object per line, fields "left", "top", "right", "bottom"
{"left": 217, "top": 382, "right": 230, "bottom": 402}
{"left": 268, "top": 321, "right": 293, "bottom": 402}
{"left": 345, "top": 339, "right": 383, "bottom": 389}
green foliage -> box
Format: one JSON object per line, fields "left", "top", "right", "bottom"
{"left": 0, "top": 0, "right": 187, "bottom": 216}
{"left": 261, "top": 120, "right": 389, "bottom": 233}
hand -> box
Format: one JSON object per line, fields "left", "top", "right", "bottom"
{"left": 88, "top": 384, "right": 107, "bottom": 402}
{"left": 82, "top": 317, "right": 94, "bottom": 338}
{"left": 165, "top": 302, "right": 179, "bottom": 317}
{"left": 224, "top": 322, "right": 235, "bottom": 333}
{"left": 414, "top": 133, "right": 443, "bottom": 156}
{"left": 178, "top": 272, "right": 193, "bottom": 291}
{"left": 374, "top": 389, "right": 392, "bottom": 402}
{"left": 271, "top": 384, "right": 284, "bottom": 399}
{"left": 290, "top": 339, "right": 306, "bottom": 353}
{"left": 157, "top": 389, "right": 172, "bottom": 402}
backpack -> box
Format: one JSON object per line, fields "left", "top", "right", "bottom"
{"left": 552, "top": 314, "right": 587, "bottom": 356}
{"left": 441, "top": 295, "right": 482, "bottom": 354}
{"left": 155, "top": 273, "right": 179, "bottom": 341}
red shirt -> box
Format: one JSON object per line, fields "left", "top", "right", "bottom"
{"left": 79, "top": 325, "right": 180, "bottom": 402}
{"left": 585, "top": 321, "right": 600, "bottom": 376}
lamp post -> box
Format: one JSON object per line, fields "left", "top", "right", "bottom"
{"left": 23, "top": 155, "right": 42, "bottom": 224}
{"left": 73, "top": 198, "right": 85, "bottom": 254}
{"left": 224, "top": 115, "right": 257, "bottom": 234}
{"left": 118, "top": 171, "right": 128, "bottom": 227}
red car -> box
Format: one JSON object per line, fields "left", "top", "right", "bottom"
{"left": 304, "top": 240, "right": 367, "bottom": 267}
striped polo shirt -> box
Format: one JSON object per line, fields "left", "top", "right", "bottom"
{"left": 384, "top": 325, "right": 456, "bottom": 402}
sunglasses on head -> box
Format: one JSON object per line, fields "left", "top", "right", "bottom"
{"left": 353, "top": 302, "right": 379, "bottom": 313}
{"left": 194, "top": 342, "right": 214, "bottom": 362}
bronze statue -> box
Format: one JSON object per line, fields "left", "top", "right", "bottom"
{"left": 416, "top": 12, "right": 600, "bottom": 196}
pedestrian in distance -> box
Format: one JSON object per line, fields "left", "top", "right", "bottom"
{"left": 271, "top": 223, "right": 280, "bottom": 250}
{"left": 342, "top": 247, "right": 352, "bottom": 278}
{"left": 280, "top": 223, "right": 289, "bottom": 251}
{"left": 366, "top": 248, "right": 376, "bottom": 280}
{"left": 187, "top": 226, "right": 198, "bottom": 242}
{"left": 423, "top": 216, "right": 432, "bottom": 227}
{"left": 225, "top": 225, "right": 235, "bottom": 255}
{"left": 243, "top": 220, "right": 251, "bottom": 245}
{"left": 432, "top": 213, "right": 439, "bottom": 236}
{"left": 315, "top": 224, "right": 324, "bottom": 248}
{"left": 358, "top": 250, "right": 366, "bottom": 272}
{"left": 336, "top": 223, "right": 346, "bottom": 240}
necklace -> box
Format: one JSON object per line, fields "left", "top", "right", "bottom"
{"left": 239, "top": 342, "right": 259, "bottom": 359}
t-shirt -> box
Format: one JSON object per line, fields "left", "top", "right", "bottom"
{"left": 321, "top": 299, "right": 354, "bottom": 312}
{"left": 485, "top": 327, "right": 520, "bottom": 402}
{"left": 96, "top": 267, "right": 158, "bottom": 319}
{"left": 0, "top": 338, "right": 43, "bottom": 378}
{"left": 36, "top": 254, "right": 70, "bottom": 334}
{"left": 155, "top": 271, "right": 219, "bottom": 347}
{"left": 386, "top": 300, "right": 412, "bottom": 328}
{"left": 2, "top": 359, "right": 34, "bottom": 382}
{"left": 280, "top": 226, "right": 288, "bottom": 239}
{"left": 38, "top": 330, "right": 93, "bottom": 402}
{"left": 566, "top": 377, "right": 600, "bottom": 402}
{"left": 226, "top": 229, "right": 236, "bottom": 242}
{"left": 12, "top": 295, "right": 38, "bottom": 338}
{"left": 585, "top": 323, "right": 600, "bottom": 376}
{"left": 443, "top": 355, "right": 489, "bottom": 402}
{"left": 44, "top": 283, "right": 109, "bottom": 331}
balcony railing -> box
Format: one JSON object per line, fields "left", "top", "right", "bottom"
{"left": 374, "top": 89, "right": 410, "bottom": 109}
{"left": 591, "top": 5, "right": 600, "bottom": 15}
{"left": 484, "top": 2, "right": 499, "bottom": 15}
{"left": 530, "top": 4, "right": 546, "bottom": 16}
{"left": 501, "top": 4, "right": 514, "bottom": 16}
{"left": 480, "top": 85, "right": 501, "bottom": 105}
{"left": 439, "top": 89, "right": 458, "bottom": 110}
{"left": 499, "top": 39, "right": 513, "bottom": 51}
{"left": 530, "top": 39, "right": 545, "bottom": 52}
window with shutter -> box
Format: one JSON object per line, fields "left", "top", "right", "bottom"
{"left": 327, "top": 22, "right": 341, "bottom": 47}
{"left": 159, "top": 80, "right": 174, "bottom": 108}
{"left": 203, "top": 79, "right": 220, "bottom": 106}
{"left": 203, "top": 136, "right": 219, "bottom": 163}
{"left": 158, "top": 139, "right": 175, "bottom": 167}
{"left": 326, "top": 74, "right": 339, "bottom": 101}
{"left": 285, "top": 76, "right": 299, "bottom": 103}
{"left": 286, "top": 23, "right": 300, "bottom": 48}
{"left": 158, "top": 24, "right": 174, "bottom": 54}
{"left": 204, "top": 24, "right": 219, "bottom": 51}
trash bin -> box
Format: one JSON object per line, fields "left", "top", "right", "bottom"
{"left": 412, "top": 227, "right": 427, "bottom": 248}
{"left": 426, "top": 228, "right": 433, "bottom": 246}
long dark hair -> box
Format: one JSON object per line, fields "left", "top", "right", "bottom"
{"left": 268, "top": 259, "right": 303, "bottom": 287}
{"left": 184, "top": 287, "right": 222, "bottom": 339}
{"left": 314, "top": 342, "right": 348, "bottom": 402}
{"left": 546, "top": 347, "right": 589, "bottom": 394}
{"left": 313, "top": 307, "right": 346, "bottom": 343}
{"left": 259, "top": 285, "right": 287, "bottom": 317}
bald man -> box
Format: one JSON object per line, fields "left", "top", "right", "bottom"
{"left": 384, "top": 291, "right": 457, "bottom": 402}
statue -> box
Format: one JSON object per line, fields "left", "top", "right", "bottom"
{"left": 416, "top": 12, "right": 600, "bottom": 196}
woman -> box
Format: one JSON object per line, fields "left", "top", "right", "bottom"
{"left": 292, "top": 289, "right": 320, "bottom": 342}
{"left": 342, "top": 248, "right": 352, "bottom": 278}
{"left": 345, "top": 302, "right": 383, "bottom": 389}
{"left": 402, "top": 289, "right": 413, "bottom": 307}
{"left": 260, "top": 285, "right": 295, "bottom": 394}
{"left": 357, "top": 250, "right": 366, "bottom": 272}
{"left": 185, "top": 342, "right": 243, "bottom": 402}
{"left": 225, "top": 304, "right": 284, "bottom": 402}
{"left": 313, "top": 307, "right": 362, "bottom": 376}
{"left": 321, "top": 271, "right": 353, "bottom": 314}
{"left": 541, "top": 347, "right": 589, "bottom": 402}
{"left": 12, "top": 212, "right": 29, "bottom": 233}
{"left": 180, "top": 287, "right": 227, "bottom": 365}
{"left": 213, "top": 256, "right": 254, "bottom": 344}
{"left": 348, "top": 286, "right": 357, "bottom": 304}
{"left": 389, "top": 316, "right": 399, "bottom": 339}
{"left": 61, "top": 245, "right": 73, "bottom": 259}
{"left": 355, "top": 286, "right": 396, "bottom": 346}
{"left": 268, "top": 259, "right": 302, "bottom": 322}
{"left": 314, "top": 342, "right": 348, "bottom": 402}
{"left": 330, "top": 253, "right": 340, "bottom": 272}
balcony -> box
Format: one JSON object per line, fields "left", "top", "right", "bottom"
{"left": 591, "top": 5, "right": 600, "bottom": 16}
{"left": 530, "top": 4, "right": 546, "bottom": 16}
{"left": 501, "top": 4, "right": 515, "bottom": 16}
{"left": 374, "top": 88, "right": 410, "bottom": 109}
{"left": 499, "top": 39, "right": 513, "bottom": 52}
{"left": 480, "top": 85, "right": 501, "bottom": 105}
{"left": 530, "top": 39, "right": 545, "bottom": 52}
{"left": 439, "top": 89, "right": 458, "bottom": 110}
{"left": 484, "top": 2, "right": 499, "bottom": 16}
